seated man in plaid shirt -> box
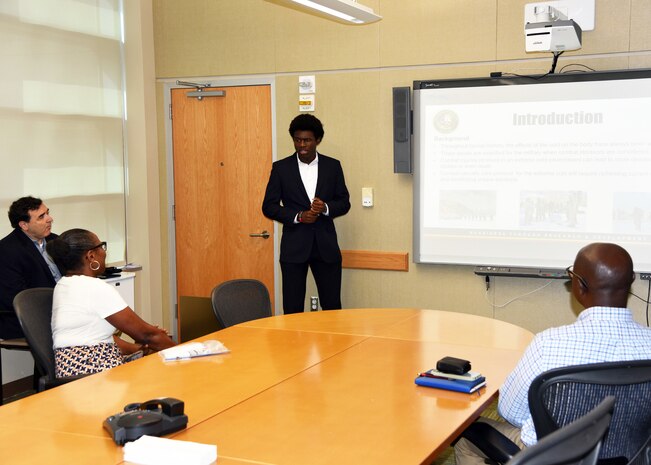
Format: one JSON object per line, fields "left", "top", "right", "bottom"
{"left": 455, "top": 242, "right": 651, "bottom": 465}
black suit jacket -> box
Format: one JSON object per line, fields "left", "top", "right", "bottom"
{"left": 0, "top": 229, "right": 58, "bottom": 338}
{"left": 262, "top": 153, "right": 350, "bottom": 263}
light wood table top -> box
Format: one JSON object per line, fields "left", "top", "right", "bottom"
{"left": 0, "top": 308, "right": 533, "bottom": 465}
{"left": 240, "top": 307, "right": 533, "bottom": 350}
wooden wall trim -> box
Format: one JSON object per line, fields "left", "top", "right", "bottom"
{"left": 341, "top": 250, "right": 409, "bottom": 272}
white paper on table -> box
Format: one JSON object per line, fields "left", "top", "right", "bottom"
{"left": 159, "top": 340, "right": 229, "bottom": 361}
{"left": 123, "top": 435, "right": 217, "bottom": 465}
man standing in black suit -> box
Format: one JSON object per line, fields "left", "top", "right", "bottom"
{"left": 262, "top": 114, "right": 350, "bottom": 314}
{"left": 0, "top": 196, "right": 61, "bottom": 339}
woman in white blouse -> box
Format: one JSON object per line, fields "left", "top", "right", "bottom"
{"left": 46, "top": 228, "right": 175, "bottom": 377}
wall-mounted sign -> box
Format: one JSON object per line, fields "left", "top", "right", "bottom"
{"left": 299, "top": 94, "right": 315, "bottom": 112}
{"left": 299, "top": 75, "right": 316, "bottom": 94}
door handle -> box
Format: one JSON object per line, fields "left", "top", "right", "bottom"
{"left": 249, "top": 230, "right": 270, "bottom": 239}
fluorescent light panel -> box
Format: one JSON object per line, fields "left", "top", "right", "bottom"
{"left": 290, "top": 0, "right": 381, "bottom": 24}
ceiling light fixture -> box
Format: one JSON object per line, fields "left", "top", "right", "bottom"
{"left": 289, "top": 0, "right": 381, "bottom": 24}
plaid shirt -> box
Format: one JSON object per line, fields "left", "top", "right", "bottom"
{"left": 498, "top": 306, "right": 651, "bottom": 446}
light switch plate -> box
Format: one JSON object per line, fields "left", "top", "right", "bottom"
{"left": 362, "top": 187, "right": 373, "bottom": 207}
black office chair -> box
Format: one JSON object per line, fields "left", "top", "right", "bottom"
{"left": 506, "top": 396, "right": 615, "bottom": 465}
{"left": 0, "top": 306, "right": 43, "bottom": 405}
{"left": 210, "top": 279, "right": 272, "bottom": 328}
{"left": 13, "top": 288, "right": 87, "bottom": 391}
{"left": 0, "top": 330, "right": 31, "bottom": 405}
{"left": 460, "top": 360, "right": 651, "bottom": 465}
{"left": 628, "top": 437, "right": 651, "bottom": 465}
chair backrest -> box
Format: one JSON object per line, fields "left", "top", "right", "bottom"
{"left": 507, "top": 396, "right": 615, "bottom": 465}
{"left": 13, "top": 288, "right": 56, "bottom": 389}
{"left": 528, "top": 360, "right": 651, "bottom": 463}
{"left": 628, "top": 436, "right": 651, "bottom": 465}
{"left": 210, "top": 279, "right": 272, "bottom": 328}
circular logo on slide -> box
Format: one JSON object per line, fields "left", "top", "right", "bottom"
{"left": 433, "top": 110, "right": 459, "bottom": 134}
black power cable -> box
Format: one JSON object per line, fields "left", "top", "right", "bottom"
{"left": 549, "top": 51, "right": 564, "bottom": 74}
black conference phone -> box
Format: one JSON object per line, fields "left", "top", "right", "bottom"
{"left": 103, "top": 397, "right": 188, "bottom": 445}
{"left": 98, "top": 266, "right": 121, "bottom": 279}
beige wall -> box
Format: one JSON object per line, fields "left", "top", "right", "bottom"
{"left": 3, "top": 0, "right": 165, "bottom": 385}
{"left": 124, "top": 0, "right": 164, "bottom": 327}
{"left": 150, "top": 0, "right": 651, "bottom": 334}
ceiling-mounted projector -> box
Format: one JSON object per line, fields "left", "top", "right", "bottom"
{"left": 525, "top": 19, "right": 582, "bottom": 52}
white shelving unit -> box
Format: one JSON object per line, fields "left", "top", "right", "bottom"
{"left": 104, "top": 272, "right": 136, "bottom": 309}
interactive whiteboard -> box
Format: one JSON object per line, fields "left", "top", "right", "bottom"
{"left": 413, "top": 69, "right": 651, "bottom": 271}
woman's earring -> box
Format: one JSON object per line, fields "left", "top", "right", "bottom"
{"left": 90, "top": 259, "right": 101, "bottom": 271}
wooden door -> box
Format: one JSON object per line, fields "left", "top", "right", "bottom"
{"left": 171, "top": 85, "right": 273, "bottom": 340}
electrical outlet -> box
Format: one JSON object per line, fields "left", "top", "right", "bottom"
{"left": 310, "top": 296, "right": 319, "bottom": 311}
{"left": 640, "top": 273, "right": 651, "bottom": 281}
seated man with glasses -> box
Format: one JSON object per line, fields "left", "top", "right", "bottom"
{"left": 455, "top": 242, "right": 651, "bottom": 465}
{"left": 46, "top": 228, "right": 175, "bottom": 377}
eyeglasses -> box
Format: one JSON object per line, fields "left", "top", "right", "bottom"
{"left": 88, "top": 241, "right": 107, "bottom": 252}
{"left": 565, "top": 265, "right": 589, "bottom": 290}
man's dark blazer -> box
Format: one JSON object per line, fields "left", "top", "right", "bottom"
{"left": 262, "top": 153, "right": 350, "bottom": 264}
{"left": 0, "top": 228, "right": 58, "bottom": 339}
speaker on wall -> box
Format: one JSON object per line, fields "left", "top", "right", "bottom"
{"left": 392, "top": 86, "right": 412, "bottom": 173}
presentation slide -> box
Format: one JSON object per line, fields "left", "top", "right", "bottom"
{"left": 413, "top": 71, "right": 651, "bottom": 271}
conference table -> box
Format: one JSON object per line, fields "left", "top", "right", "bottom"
{"left": 0, "top": 308, "right": 533, "bottom": 464}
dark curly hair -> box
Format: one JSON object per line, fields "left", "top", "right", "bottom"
{"left": 8, "top": 196, "right": 43, "bottom": 229}
{"left": 46, "top": 229, "right": 97, "bottom": 275}
{"left": 288, "top": 114, "right": 324, "bottom": 141}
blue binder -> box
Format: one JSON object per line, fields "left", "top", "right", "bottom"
{"left": 415, "top": 375, "right": 486, "bottom": 393}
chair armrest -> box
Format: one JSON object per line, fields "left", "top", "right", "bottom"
{"left": 459, "top": 421, "right": 522, "bottom": 464}
{"left": 40, "top": 373, "right": 90, "bottom": 391}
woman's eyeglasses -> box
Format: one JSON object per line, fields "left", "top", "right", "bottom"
{"left": 565, "top": 265, "right": 589, "bottom": 290}
{"left": 88, "top": 241, "right": 107, "bottom": 251}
